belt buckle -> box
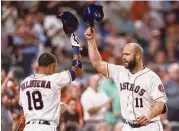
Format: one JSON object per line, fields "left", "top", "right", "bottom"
{"left": 129, "top": 120, "right": 137, "bottom": 124}
{"left": 39, "top": 120, "right": 44, "bottom": 124}
{"left": 32, "top": 120, "right": 38, "bottom": 124}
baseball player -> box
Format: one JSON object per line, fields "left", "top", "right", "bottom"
{"left": 85, "top": 28, "right": 167, "bottom": 131}
{"left": 19, "top": 32, "right": 83, "bottom": 131}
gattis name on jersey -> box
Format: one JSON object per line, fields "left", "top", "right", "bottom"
{"left": 21, "top": 80, "right": 51, "bottom": 91}
{"left": 120, "top": 82, "right": 146, "bottom": 96}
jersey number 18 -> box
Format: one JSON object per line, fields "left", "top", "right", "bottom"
{"left": 26, "top": 91, "right": 44, "bottom": 110}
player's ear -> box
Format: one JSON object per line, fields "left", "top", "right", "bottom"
{"left": 135, "top": 53, "right": 140, "bottom": 59}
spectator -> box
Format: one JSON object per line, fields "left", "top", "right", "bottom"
{"left": 101, "top": 44, "right": 116, "bottom": 64}
{"left": 13, "top": 22, "right": 46, "bottom": 76}
{"left": 96, "top": 122, "right": 110, "bottom": 131}
{"left": 1, "top": 103, "right": 12, "bottom": 131}
{"left": 43, "top": 14, "right": 66, "bottom": 64}
{"left": 153, "top": 50, "right": 169, "bottom": 71}
{"left": 99, "top": 78, "right": 123, "bottom": 131}
{"left": 135, "top": 12, "right": 155, "bottom": 46}
{"left": 61, "top": 98, "right": 80, "bottom": 131}
{"left": 144, "top": 30, "right": 162, "bottom": 63}
{"left": 2, "top": 1, "right": 18, "bottom": 35}
{"left": 62, "top": 81, "right": 84, "bottom": 127}
{"left": 164, "top": 63, "right": 179, "bottom": 122}
{"left": 131, "top": 1, "right": 151, "bottom": 20}
{"left": 81, "top": 74, "right": 112, "bottom": 131}
{"left": 104, "top": 24, "right": 126, "bottom": 60}
{"left": 1, "top": 70, "right": 22, "bottom": 131}
{"left": 1, "top": 69, "right": 7, "bottom": 83}
{"left": 97, "top": 1, "right": 121, "bottom": 21}
{"left": 166, "top": 39, "right": 179, "bottom": 62}
{"left": 165, "top": 12, "right": 179, "bottom": 43}
{"left": 97, "top": 20, "right": 111, "bottom": 51}
{"left": 114, "top": 9, "right": 134, "bottom": 35}
{"left": 25, "top": 13, "right": 47, "bottom": 57}
{"left": 1, "top": 17, "right": 12, "bottom": 72}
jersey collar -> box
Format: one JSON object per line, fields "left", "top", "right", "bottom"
{"left": 129, "top": 66, "right": 150, "bottom": 77}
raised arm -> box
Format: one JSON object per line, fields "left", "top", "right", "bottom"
{"left": 50, "top": 33, "right": 83, "bottom": 87}
{"left": 85, "top": 28, "right": 108, "bottom": 77}
{"left": 69, "top": 33, "right": 83, "bottom": 80}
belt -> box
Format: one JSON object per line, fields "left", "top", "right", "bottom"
{"left": 26, "top": 120, "right": 50, "bottom": 125}
{"left": 126, "top": 121, "right": 155, "bottom": 128}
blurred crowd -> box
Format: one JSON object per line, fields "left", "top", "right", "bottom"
{"left": 1, "top": 1, "right": 179, "bottom": 131}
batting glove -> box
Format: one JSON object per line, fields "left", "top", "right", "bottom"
{"left": 70, "top": 33, "right": 81, "bottom": 48}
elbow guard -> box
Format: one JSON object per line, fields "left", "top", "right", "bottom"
{"left": 68, "top": 69, "right": 76, "bottom": 81}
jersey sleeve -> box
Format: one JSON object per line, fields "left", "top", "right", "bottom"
{"left": 149, "top": 74, "right": 168, "bottom": 103}
{"left": 50, "top": 70, "right": 72, "bottom": 88}
{"left": 107, "top": 63, "right": 124, "bottom": 80}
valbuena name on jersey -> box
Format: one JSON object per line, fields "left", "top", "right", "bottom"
{"left": 120, "top": 82, "right": 145, "bottom": 96}
{"left": 21, "top": 80, "right": 51, "bottom": 91}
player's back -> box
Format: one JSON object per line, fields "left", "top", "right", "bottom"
{"left": 19, "top": 71, "right": 71, "bottom": 126}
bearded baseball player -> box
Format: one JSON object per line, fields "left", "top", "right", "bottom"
{"left": 85, "top": 28, "right": 167, "bottom": 131}
{"left": 19, "top": 12, "right": 83, "bottom": 131}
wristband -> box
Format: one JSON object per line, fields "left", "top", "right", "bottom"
{"left": 72, "top": 46, "right": 80, "bottom": 54}
{"left": 72, "top": 60, "right": 82, "bottom": 68}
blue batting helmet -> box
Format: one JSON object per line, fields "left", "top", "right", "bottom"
{"left": 83, "top": 4, "right": 104, "bottom": 27}
{"left": 57, "top": 11, "right": 79, "bottom": 36}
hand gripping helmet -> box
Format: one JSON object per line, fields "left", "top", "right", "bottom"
{"left": 57, "top": 11, "right": 79, "bottom": 36}
{"left": 83, "top": 4, "right": 104, "bottom": 27}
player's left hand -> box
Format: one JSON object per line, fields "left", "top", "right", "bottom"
{"left": 137, "top": 115, "right": 151, "bottom": 126}
{"left": 70, "top": 33, "right": 81, "bottom": 47}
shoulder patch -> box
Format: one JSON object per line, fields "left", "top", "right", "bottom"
{"left": 158, "top": 84, "right": 165, "bottom": 93}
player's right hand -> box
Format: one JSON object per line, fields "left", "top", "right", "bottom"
{"left": 70, "top": 33, "right": 81, "bottom": 47}
{"left": 85, "top": 27, "right": 95, "bottom": 41}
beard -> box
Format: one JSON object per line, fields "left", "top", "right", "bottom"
{"left": 124, "top": 56, "right": 137, "bottom": 71}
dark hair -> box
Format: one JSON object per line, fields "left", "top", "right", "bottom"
{"left": 38, "top": 53, "right": 56, "bottom": 67}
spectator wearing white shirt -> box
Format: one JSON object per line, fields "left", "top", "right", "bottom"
{"left": 2, "top": 1, "right": 18, "bottom": 35}
{"left": 81, "top": 74, "right": 112, "bottom": 131}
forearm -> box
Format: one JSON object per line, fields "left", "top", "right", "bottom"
{"left": 1, "top": 78, "right": 9, "bottom": 96}
{"left": 147, "top": 101, "right": 166, "bottom": 119}
{"left": 72, "top": 53, "right": 82, "bottom": 73}
{"left": 84, "top": 26, "right": 114, "bottom": 77}
{"left": 88, "top": 105, "right": 103, "bottom": 115}
{"left": 87, "top": 39, "right": 102, "bottom": 67}
{"left": 70, "top": 34, "right": 83, "bottom": 77}
{"left": 73, "top": 53, "right": 81, "bottom": 60}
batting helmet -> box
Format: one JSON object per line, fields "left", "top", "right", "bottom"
{"left": 57, "top": 11, "right": 79, "bottom": 36}
{"left": 83, "top": 4, "right": 104, "bottom": 27}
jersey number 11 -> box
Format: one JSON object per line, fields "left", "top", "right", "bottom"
{"left": 135, "top": 98, "right": 143, "bottom": 107}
